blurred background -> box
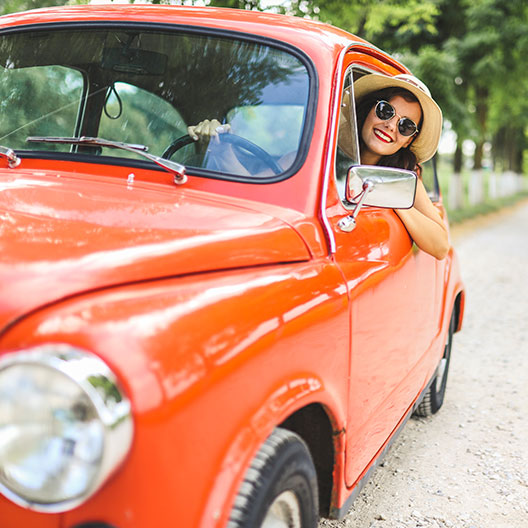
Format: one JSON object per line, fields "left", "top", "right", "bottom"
{"left": 3, "top": 0, "right": 528, "bottom": 222}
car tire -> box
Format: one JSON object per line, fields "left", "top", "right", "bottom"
{"left": 227, "top": 427, "right": 319, "bottom": 528}
{"left": 414, "top": 310, "right": 456, "bottom": 417}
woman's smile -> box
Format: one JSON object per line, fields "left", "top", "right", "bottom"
{"left": 373, "top": 127, "right": 393, "bottom": 143}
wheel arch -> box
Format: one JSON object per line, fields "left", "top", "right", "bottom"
{"left": 453, "top": 288, "right": 465, "bottom": 333}
{"left": 279, "top": 403, "right": 337, "bottom": 517}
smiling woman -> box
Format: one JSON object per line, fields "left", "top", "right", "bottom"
{"left": 338, "top": 73, "right": 450, "bottom": 260}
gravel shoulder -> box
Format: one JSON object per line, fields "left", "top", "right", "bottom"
{"left": 319, "top": 200, "right": 528, "bottom": 528}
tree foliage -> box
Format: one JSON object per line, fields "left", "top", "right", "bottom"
{"left": 1, "top": 0, "right": 70, "bottom": 16}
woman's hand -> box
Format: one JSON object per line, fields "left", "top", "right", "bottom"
{"left": 187, "top": 119, "right": 231, "bottom": 142}
{"left": 186, "top": 118, "right": 246, "bottom": 174}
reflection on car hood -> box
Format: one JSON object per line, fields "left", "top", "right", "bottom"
{"left": 0, "top": 169, "right": 310, "bottom": 331}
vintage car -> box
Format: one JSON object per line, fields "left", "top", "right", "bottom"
{"left": 0, "top": 5, "right": 465, "bottom": 528}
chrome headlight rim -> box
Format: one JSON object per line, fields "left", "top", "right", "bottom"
{"left": 0, "top": 344, "right": 133, "bottom": 513}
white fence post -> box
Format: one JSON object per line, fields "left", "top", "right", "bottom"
{"left": 447, "top": 170, "right": 525, "bottom": 211}
{"left": 501, "top": 171, "right": 519, "bottom": 197}
{"left": 468, "top": 170, "right": 484, "bottom": 205}
{"left": 488, "top": 172, "right": 498, "bottom": 200}
{"left": 448, "top": 172, "right": 464, "bottom": 210}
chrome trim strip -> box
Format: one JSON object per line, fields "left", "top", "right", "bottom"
{"left": 319, "top": 46, "right": 349, "bottom": 255}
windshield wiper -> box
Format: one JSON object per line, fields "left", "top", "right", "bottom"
{"left": 0, "top": 146, "right": 21, "bottom": 168}
{"left": 26, "top": 136, "right": 187, "bottom": 184}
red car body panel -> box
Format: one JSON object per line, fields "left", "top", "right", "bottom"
{"left": 0, "top": 5, "right": 465, "bottom": 528}
{"left": 0, "top": 165, "right": 311, "bottom": 330}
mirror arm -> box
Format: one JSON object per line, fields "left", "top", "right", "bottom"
{"left": 337, "top": 179, "right": 374, "bottom": 232}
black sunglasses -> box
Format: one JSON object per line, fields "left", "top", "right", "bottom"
{"left": 375, "top": 100, "right": 419, "bottom": 137}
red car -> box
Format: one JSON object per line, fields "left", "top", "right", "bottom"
{"left": 0, "top": 5, "right": 464, "bottom": 528}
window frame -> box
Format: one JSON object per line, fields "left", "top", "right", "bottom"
{"left": 334, "top": 64, "right": 441, "bottom": 204}
{"left": 0, "top": 21, "right": 319, "bottom": 185}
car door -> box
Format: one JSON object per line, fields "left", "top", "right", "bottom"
{"left": 325, "top": 59, "right": 439, "bottom": 487}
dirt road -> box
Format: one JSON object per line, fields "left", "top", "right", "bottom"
{"left": 319, "top": 201, "right": 528, "bottom": 528}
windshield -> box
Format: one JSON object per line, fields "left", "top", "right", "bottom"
{"left": 0, "top": 26, "right": 312, "bottom": 181}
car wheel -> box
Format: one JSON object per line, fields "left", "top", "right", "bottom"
{"left": 227, "top": 427, "right": 319, "bottom": 528}
{"left": 414, "top": 310, "right": 456, "bottom": 417}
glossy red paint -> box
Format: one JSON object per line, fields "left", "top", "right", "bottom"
{"left": 0, "top": 5, "right": 464, "bottom": 528}
{"left": 0, "top": 166, "right": 311, "bottom": 331}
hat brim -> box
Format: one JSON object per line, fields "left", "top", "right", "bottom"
{"left": 353, "top": 73, "right": 443, "bottom": 164}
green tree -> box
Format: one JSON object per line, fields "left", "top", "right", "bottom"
{"left": 293, "top": 0, "right": 438, "bottom": 43}
{"left": 451, "top": 0, "right": 528, "bottom": 171}
{"left": 1, "top": 0, "right": 71, "bottom": 16}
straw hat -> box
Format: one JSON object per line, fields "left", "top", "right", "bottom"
{"left": 353, "top": 73, "right": 443, "bottom": 163}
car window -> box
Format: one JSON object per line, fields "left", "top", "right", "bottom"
{"left": 98, "top": 82, "right": 186, "bottom": 158}
{"left": 0, "top": 65, "right": 83, "bottom": 151}
{"left": 0, "top": 28, "right": 312, "bottom": 181}
{"left": 227, "top": 104, "right": 304, "bottom": 157}
{"left": 335, "top": 68, "right": 362, "bottom": 200}
{"left": 334, "top": 67, "right": 441, "bottom": 203}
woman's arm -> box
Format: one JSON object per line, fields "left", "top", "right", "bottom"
{"left": 394, "top": 178, "right": 450, "bottom": 260}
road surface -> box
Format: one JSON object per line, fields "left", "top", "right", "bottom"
{"left": 320, "top": 200, "right": 528, "bottom": 528}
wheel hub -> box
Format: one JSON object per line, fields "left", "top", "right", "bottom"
{"left": 262, "top": 490, "right": 302, "bottom": 528}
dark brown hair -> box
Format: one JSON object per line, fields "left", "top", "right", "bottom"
{"left": 356, "top": 87, "right": 423, "bottom": 171}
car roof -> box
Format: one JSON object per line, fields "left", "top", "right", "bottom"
{"left": 0, "top": 5, "right": 375, "bottom": 64}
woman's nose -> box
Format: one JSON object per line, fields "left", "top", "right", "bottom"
{"left": 384, "top": 115, "right": 397, "bottom": 131}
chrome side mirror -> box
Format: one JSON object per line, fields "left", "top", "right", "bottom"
{"left": 338, "top": 165, "right": 417, "bottom": 232}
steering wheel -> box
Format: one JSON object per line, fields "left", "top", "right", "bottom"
{"left": 162, "top": 133, "right": 283, "bottom": 175}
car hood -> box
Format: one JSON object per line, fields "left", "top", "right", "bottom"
{"left": 0, "top": 169, "right": 310, "bottom": 331}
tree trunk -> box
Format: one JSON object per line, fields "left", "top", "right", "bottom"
{"left": 491, "top": 128, "right": 505, "bottom": 173}
{"left": 510, "top": 127, "right": 524, "bottom": 173}
{"left": 473, "top": 86, "right": 488, "bottom": 170}
{"left": 514, "top": 142, "right": 523, "bottom": 174}
{"left": 450, "top": 138, "right": 465, "bottom": 211}
{"left": 473, "top": 141, "right": 484, "bottom": 170}
{"left": 454, "top": 140, "right": 464, "bottom": 173}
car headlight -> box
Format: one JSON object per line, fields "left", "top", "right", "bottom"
{"left": 0, "top": 345, "right": 133, "bottom": 512}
